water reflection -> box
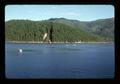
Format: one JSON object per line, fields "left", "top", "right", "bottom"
{"left": 17, "top": 51, "right": 23, "bottom": 56}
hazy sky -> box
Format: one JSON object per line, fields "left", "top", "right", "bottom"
{"left": 5, "top": 5, "right": 114, "bottom": 21}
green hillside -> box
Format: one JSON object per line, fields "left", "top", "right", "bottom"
{"left": 48, "top": 18, "right": 114, "bottom": 41}
{"left": 5, "top": 20, "right": 105, "bottom": 42}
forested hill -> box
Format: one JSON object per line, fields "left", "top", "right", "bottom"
{"left": 5, "top": 18, "right": 114, "bottom": 42}
{"left": 48, "top": 17, "right": 114, "bottom": 41}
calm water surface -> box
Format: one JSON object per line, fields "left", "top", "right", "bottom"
{"left": 5, "top": 43, "right": 114, "bottom": 78}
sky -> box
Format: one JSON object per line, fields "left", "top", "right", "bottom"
{"left": 5, "top": 5, "right": 114, "bottom": 21}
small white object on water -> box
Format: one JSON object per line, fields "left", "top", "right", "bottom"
{"left": 19, "top": 49, "right": 22, "bottom": 53}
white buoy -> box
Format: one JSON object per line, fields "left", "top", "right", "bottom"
{"left": 19, "top": 49, "right": 22, "bottom": 53}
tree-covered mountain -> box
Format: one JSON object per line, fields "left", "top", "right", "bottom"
{"left": 48, "top": 17, "right": 114, "bottom": 41}
{"left": 5, "top": 18, "right": 114, "bottom": 42}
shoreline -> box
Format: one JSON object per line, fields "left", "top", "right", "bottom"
{"left": 6, "top": 41, "right": 114, "bottom": 44}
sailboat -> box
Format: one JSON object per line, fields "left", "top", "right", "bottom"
{"left": 43, "top": 33, "right": 48, "bottom": 41}
{"left": 43, "top": 22, "right": 53, "bottom": 44}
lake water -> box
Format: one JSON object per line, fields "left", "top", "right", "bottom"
{"left": 5, "top": 43, "right": 115, "bottom": 79}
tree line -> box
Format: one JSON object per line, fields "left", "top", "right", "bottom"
{"left": 5, "top": 20, "right": 106, "bottom": 42}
